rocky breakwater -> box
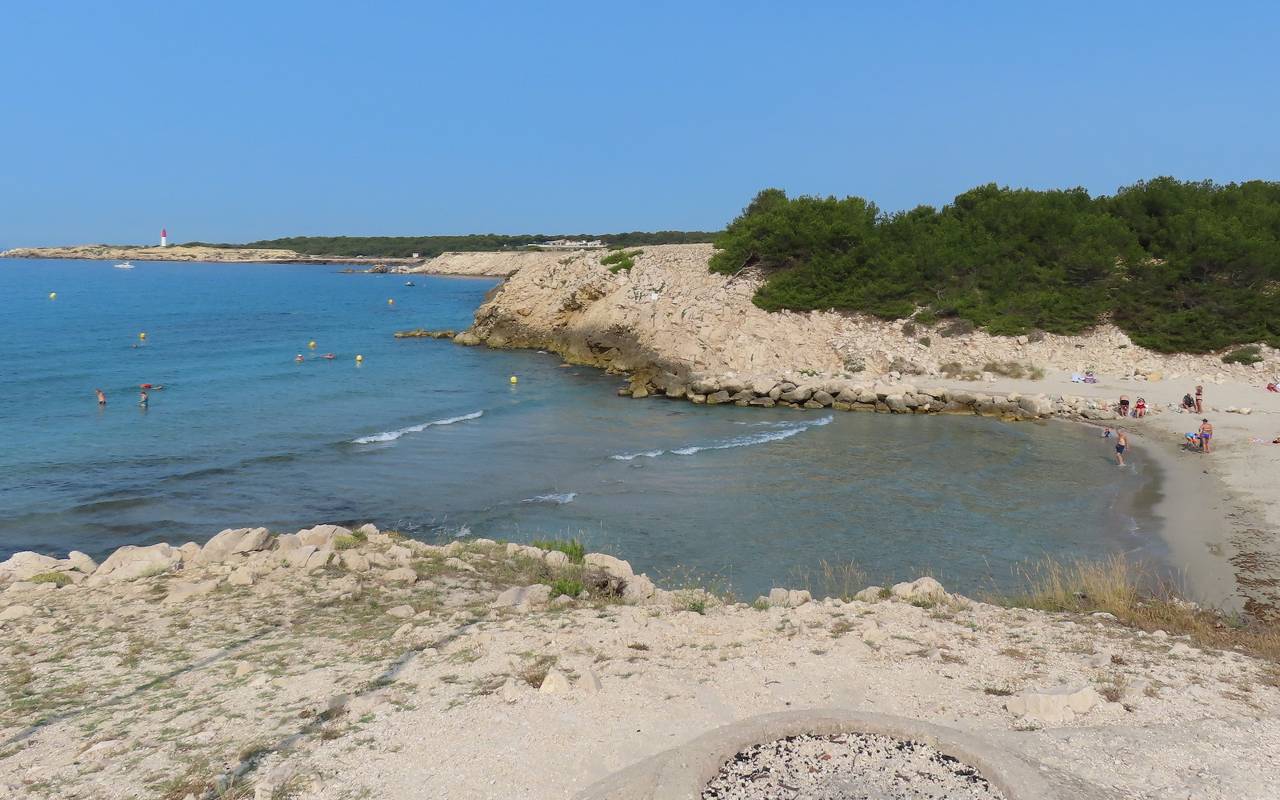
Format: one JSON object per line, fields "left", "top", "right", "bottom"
{"left": 618, "top": 372, "right": 1061, "bottom": 421}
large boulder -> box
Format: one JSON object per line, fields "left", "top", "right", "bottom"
{"left": 66, "top": 551, "right": 98, "bottom": 574}
{"left": 0, "top": 552, "right": 60, "bottom": 582}
{"left": 584, "top": 553, "right": 635, "bottom": 580}
{"left": 1005, "top": 685, "right": 1101, "bottom": 724}
{"left": 493, "top": 583, "right": 552, "bottom": 611}
{"left": 195, "top": 527, "right": 271, "bottom": 565}
{"left": 890, "top": 576, "right": 947, "bottom": 603}
{"left": 91, "top": 543, "right": 182, "bottom": 583}
{"left": 297, "top": 524, "right": 351, "bottom": 549}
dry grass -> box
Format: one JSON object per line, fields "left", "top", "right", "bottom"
{"left": 992, "top": 556, "right": 1280, "bottom": 663}
{"left": 791, "top": 560, "right": 868, "bottom": 602}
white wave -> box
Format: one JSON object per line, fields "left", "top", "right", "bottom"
{"left": 522, "top": 492, "right": 578, "bottom": 505}
{"left": 611, "top": 415, "right": 833, "bottom": 460}
{"left": 610, "top": 449, "right": 665, "bottom": 461}
{"left": 352, "top": 410, "right": 483, "bottom": 444}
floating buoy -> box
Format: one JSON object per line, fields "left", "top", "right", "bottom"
{"left": 387, "top": 298, "right": 395, "bottom": 306}
{"left": 139, "top": 332, "right": 147, "bottom": 341}
{"left": 355, "top": 354, "right": 364, "bottom": 363}
{"left": 308, "top": 340, "right": 316, "bottom": 349}
{"left": 48, "top": 292, "right": 57, "bottom": 300}
{"left": 509, "top": 376, "right": 519, "bottom": 384}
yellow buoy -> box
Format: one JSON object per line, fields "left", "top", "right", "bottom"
{"left": 509, "top": 376, "right": 519, "bottom": 384}
{"left": 355, "top": 354, "right": 364, "bottom": 363}
{"left": 48, "top": 292, "right": 57, "bottom": 300}
{"left": 139, "top": 332, "right": 147, "bottom": 341}
{"left": 387, "top": 298, "right": 395, "bottom": 306}
{"left": 308, "top": 340, "right": 317, "bottom": 349}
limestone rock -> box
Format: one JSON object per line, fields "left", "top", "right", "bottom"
{"left": 1005, "top": 685, "right": 1101, "bottom": 724}
{"left": 623, "top": 573, "right": 656, "bottom": 602}
{"left": 576, "top": 668, "right": 603, "bottom": 694}
{"left": 494, "top": 584, "right": 552, "bottom": 610}
{"left": 500, "top": 678, "right": 525, "bottom": 704}
{"left": 164, "top": 579, "right": 220, "bottom": 603}
{"left": 543, "top": 550, "right": 570, "bottom": 569}
{"left": 66, "top": 551, "right": 98, "bottom": 574}
{"left": 853, "top": 586, "right": 884, "bottom": 603}
{"left": 92, "top": 543, "right": 181, "bottom": 582}
{"left": 380, "top": 567, "right": 418, "bottom": 585}
{"left": 297, "top": 524, "right": 350, "bottom": 549}
{"left": 0, "top": 604, "right": 35, "bottom": 622}
{"left": 0, "top": 552, "right": 60, "bottom": 581}
{"left": 284, "top": 545, "right": 318, "bottom": 569}
{"left": 890, "top": 576, "right": 947, "bottom": 603}
{"left": 386, "top": 605, "right": 415, "bottom": 619}
{"left": 227, "top": 567, "right": 255, "bottom": 587}
{"left": 340, "top": 551, "right": 370, "bottom": 573}
{"left": 538, "top": 668, "right": 571, "bottom": 694}
{"left": 583, "top": 553, "right": 635, "bottom": 580}
{"left": 356, "top": 523, "right": 379, "bottom": 537}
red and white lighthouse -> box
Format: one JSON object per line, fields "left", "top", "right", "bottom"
{"left": 160, "top": 228, "right": 168, "bottom": 247}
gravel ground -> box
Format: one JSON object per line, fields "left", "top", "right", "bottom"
{"left": 701, "top": 732, "right": 1007, "bottom": 800}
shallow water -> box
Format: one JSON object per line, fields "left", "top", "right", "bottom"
{"left": 1, "top": 259, "right": 1165, "bottom": 597}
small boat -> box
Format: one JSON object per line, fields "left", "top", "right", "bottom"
{"left": 114, "top": 262, "right": 135, "bottom": 270}
{"left": 404, "top": 280, "right": 415, "bottom": 287}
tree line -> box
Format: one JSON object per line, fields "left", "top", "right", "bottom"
{"left": 709, "top": 179, "right": 1280, "bottom": 353}
{"left": 188, "top": 231, "right": 718, "bottom": 259}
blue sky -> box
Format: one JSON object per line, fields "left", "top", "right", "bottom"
{"left": 3, "top": 1, "right": 1277, "bottom": 246}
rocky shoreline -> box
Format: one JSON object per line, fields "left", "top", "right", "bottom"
{"left": 3, "top": 524, "right": 1278, "bottom": 799}
{"left": 1, "top": 245, "right": 420, "bottom": 266}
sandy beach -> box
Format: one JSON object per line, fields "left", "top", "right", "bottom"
{"left": 929, "top": 371, "right": 1280, "bottom": 615}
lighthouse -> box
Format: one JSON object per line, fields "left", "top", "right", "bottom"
{"left": 160, "top": 228, "right": 168, "bottom": 247}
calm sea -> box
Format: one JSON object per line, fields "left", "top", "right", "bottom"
{"left": 0, "top": 258, "right": 1165, "bottom": 597}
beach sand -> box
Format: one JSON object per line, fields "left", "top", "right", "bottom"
{"left": 934, "top": 371, "right": 1280, "bottom": 615}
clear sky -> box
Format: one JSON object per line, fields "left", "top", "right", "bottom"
{"left": 3, "top": 1, "right": 1278, "bottom": 246}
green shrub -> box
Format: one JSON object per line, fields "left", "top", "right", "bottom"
{"left": 601, "top": 249, "right": 643, "bottom": 273}
{"left": 29, "top": 571, "right": 71, "bottom": 587}
{"left": 711, "top": 180, "right": 1280, "bottom": 353}
{"left": 1222, "top": 345, "right": 1263, "bottom": 365}
{"left": 333, "top": 535, "right": 359, "bottom": 550}
{"left": 547, "top": 578, "right": 583, "bottom": 598}
{"left": 530, "top": 538, "right": 585, "bottom": 564}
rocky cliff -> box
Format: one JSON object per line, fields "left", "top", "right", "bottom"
{"left": 458, "top": 243, "right": 1278, "bottom": 407}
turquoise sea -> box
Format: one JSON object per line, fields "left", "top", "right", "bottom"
{"left": 0, "top": 259, "right": 1165, "bottom": 597}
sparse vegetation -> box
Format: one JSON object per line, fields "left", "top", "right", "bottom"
{"left": 548, "top": 577, "right": 583, "bottom": 598}
{"left": 28, "top": 571, "right": 72, "bottom": 586}
{"left": 601, "top": 248, "right": 643, "bottom": 273}
{"left": 1222, "top": 344, "right": 1263, "bottom": 365}
{"left": 992, "top": 556, "right": 1280, "bottom": 663}
{"left": 530, "top": 538, "right": 585, "bottom": 564}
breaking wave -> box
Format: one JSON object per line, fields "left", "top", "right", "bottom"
{"left": 611, "top": 415, "right": 833, "bottom": 460}
{"left": 522, "top": 492, "right": 578, "bottom": 505}
{"left": 351, "top": 411, "right": 484, "bottom": 444}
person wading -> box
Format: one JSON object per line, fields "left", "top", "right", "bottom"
{"left": 1115, "top": 428, "right": 1128, "bottom": 466}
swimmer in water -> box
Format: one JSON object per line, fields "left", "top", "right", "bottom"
{"left": 139, "top": 390, "right": 149, "bottom": 407}
{"left": 295, "top": 354, "right": 305, "bottom": 363}
{"left": 96, "top": 388, "right": 106, "bottom": 406}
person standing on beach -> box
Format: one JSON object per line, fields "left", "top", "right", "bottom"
{"left": 1195, "top": 385, "right": 1204, "bottom": 413}
{"left": 1115, "top": 428, "right": 1128, "bottom": 466}
{"left": 95, "top": 388, "right": 106, "bottom": 406}
{"left": 1198, "top": 419, "right": 1213, "bottom": 453}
